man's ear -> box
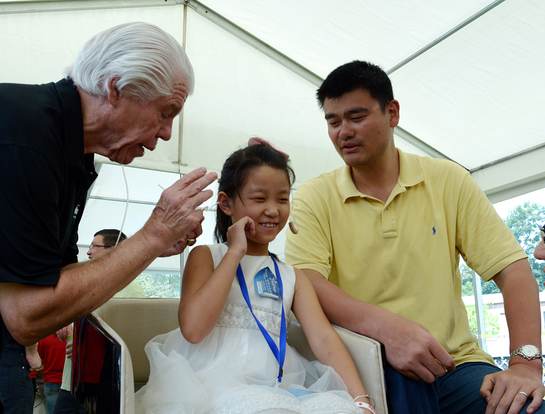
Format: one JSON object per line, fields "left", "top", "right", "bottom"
{"left": 217, "top": 192, "right": 232, "bottom": 216}
{"left": 388, "top": 99, "right": 400, "bottom": 128}
{"left": 107, "top": 77, "right": 122, "bottom": 106}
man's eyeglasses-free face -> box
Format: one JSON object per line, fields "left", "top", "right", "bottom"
{"left": 539, "top": 224, "right": 545, "bottom": 243}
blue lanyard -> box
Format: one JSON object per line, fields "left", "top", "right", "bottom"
{"left": 236, "top": 254, "right": 286, "bottom": 384}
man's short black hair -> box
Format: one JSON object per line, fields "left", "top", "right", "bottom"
{"left": 94, "top": 229, "right": 127, "bottom": 247}
{"left": 317, "top": 60, "right": 394, "bottom": 112}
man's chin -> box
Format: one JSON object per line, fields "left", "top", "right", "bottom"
{"left": 109, "top": 151, "right": 141, "bottom": 165}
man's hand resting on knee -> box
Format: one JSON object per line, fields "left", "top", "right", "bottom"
{"left": 481, "top": 359, "right": 544, "bottom": 414}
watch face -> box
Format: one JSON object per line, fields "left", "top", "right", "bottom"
{"left": 522, "top": 345, "right": 541, "bottom": 357}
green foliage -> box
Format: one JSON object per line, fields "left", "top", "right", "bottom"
{"left": 462, "top": 199, "right": 544, "bottom": 341}
{"left": 461, "top": 200, "right": 545, "bottom": 294}
{"left": 137, "top": 273, "right": 181, "bottom": 298}
{"left": 466, "top": 303, "right": 500, "bottom": 336}
{"left": 504, "top": 201, "right": 545, "bottom": 291}
{"left": 460, "top": 262, "right": 500, "bottom": 295}
{"left": 460, "top": 263, "right": 474, "bottom": 297}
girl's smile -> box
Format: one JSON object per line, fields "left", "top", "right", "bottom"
{"left": 227, "top": 166, "right": 290, "bottom": 255}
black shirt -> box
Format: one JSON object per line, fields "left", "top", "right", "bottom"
{"left": 0, "top": 78, "right": 97, "bottom": 356}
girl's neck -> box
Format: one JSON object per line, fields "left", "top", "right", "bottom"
{"left": 244, "top": 241, "right": 270, "bottom": 257}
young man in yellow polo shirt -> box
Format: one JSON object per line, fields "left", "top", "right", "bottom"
{"left": 285, "top": 60, "right": 544, "bottom": 414}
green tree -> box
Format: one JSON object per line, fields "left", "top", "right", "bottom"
{"left": 461, "top": 200, "right": 545, "bottom": 295}
{"left": 460, "top": 261, "right": 499, "bottom": 295}
{"left": 481, "top": 276, "right": 501, "bottom": 295}
{"left": 460, "top": 263, "right": 500, "bottom": 296}
{"left": 137, "top": 273, "right": 181, "bottom": 298}
{"left": 504, "top": 201, "right": 545, "bottom": 291}
{"left": 466, "top": 303, "right": 500, "bottom": 336}
{"left": 460, "top": 262, "right": 474, "bottom": 297}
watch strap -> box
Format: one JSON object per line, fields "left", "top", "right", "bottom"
{"left": 510, "top": 345, "right": 543, "bottom": 361}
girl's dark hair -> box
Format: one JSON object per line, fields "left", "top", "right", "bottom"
{"left": 214, "top": 144, "right": 295, "bottom": 243}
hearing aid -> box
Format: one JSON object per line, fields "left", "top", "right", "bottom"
{"left": 288, "top": 213, "right": 299, "bottom": 235}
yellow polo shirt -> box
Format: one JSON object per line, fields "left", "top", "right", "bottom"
{"left": 285, "top": 149, "right": 526, "bottom": 365}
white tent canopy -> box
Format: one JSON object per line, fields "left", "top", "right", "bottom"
{"left": 1, "top": 0, "right": 544, "bottom": 272}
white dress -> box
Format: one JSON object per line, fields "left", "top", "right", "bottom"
{"left": 135, "top": 244, "right": 360, "bottom": 414}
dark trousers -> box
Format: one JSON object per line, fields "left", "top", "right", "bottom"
{"left": 52, "top": 390, "right": 86, "bottom": 414}
{"left": 385, "top": 361, "right": 545, "bottom": 414}
{"left": 0, "top": 346, "right": 34, "bottom": 414}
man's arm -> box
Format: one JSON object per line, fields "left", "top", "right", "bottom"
{"left": 0, "top": 168, "right": 217, "bottom": 346}
{"left": 303, "top": 269, "right": 455, "bottom": 383}
{"left": 480, "top": 259, "right": 544, "bottom": 414}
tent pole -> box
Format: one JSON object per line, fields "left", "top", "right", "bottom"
{"left": 387, "top": 0, "right": 506, "bottom": 75}
{"left": 182, "top": 0, "right": 323, "bottom": 87}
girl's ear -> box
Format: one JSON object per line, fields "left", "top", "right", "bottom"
{"left": 217, "top": 192, "right": 232, "bottom": 216}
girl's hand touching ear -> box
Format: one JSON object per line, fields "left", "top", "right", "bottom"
{"left": 226, "top": 216, "right": 255, "bottom": 257}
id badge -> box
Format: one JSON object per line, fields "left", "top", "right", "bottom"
{"left": 254, "top": 267, "right": 280, "bottom": 299}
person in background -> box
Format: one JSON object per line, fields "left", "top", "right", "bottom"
{"left": 534, "top": 224, "right": 545, "bottom": 268}
{"left": 285, "top": 60, "right": 544, "bottom": 414}
{"left": 33, "top": 373, "right": 47, "bottom": 414}
{"left": 0, "top": 21, "right": 217, "bottom": 413}
{"left": 37, "top": 331, "right": 69, "bottom": 414}
{"left": 53, "top": 230, "right": 146, "bottom": 414}
{"left": 535, "top": 242, "right": 545, "bottom": 261}
{"left": 534, "top": 225, "right": 545, "bottom": 260}
{"left": 87, "top": 229, "right": 146, "bottom": 298}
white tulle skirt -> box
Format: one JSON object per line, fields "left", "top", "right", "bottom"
{"left": 135, "top": 326, "right": 360, "bottom": 414}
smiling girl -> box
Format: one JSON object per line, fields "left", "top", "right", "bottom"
{"left": 136, "top": 139, "right": 376, "bottom": 414}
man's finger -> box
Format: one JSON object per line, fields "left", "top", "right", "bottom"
{"left": 483, "top": 377, "right": 506, "bottom": 414}
{"left": 174, "top": 167, "right": 207, "bottom": 189}
{"left": 191, "top": 222, "right": 203, "bottom": 239}
{"left": 431, "top": 344, "right": 456, "bottom": 372}
{"left": 528, "top": 388, "right": 545, "bottom": 413}
{"left": 412, "top": 365, "right": 438, "bottom": 384}
{"left": 188, "top": 189, "right": 215, "bottom": 211}
{"left": 171, "top": 169, "right": 217, "bottom": 196}
{"left": 424, "top": 356, "right": 451, "bottom": 378}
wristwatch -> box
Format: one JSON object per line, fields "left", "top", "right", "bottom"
{"left": 510, "top": 345, "right": 543, "bottom": 361}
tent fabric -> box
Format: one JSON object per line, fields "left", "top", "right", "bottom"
{"left": 1, "top": 0, "right": 544, "bottom": 274}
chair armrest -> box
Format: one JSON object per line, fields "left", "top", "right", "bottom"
{"left": 94, "top": 297, "right": 180, "bottom": 388}
{"left": 288, "top": 319, "right": 389, "bottom": 413}
{"left": 83, "top": 312, "right": 135, "bottom": 414}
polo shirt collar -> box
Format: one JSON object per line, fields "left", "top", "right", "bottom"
{"left": 397, "top": 148, "right": 424, "bottom": 188}
{"left": 337, "top": 148, "right": 425, "bottom": 203}
{"left": 56, "top": 78, "right": 97, "bottom": 183}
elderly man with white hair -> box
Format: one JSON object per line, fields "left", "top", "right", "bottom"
{"left": 0, "top": 22, "right": 217, "bottom": 413}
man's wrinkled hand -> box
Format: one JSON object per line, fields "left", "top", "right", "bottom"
{"left": 147, "top": 168, "right": 217, "bottom": 254}
{"left": 159, "top": 222, "right": 203, "bottom": 257}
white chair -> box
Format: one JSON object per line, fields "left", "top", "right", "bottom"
{"left": 91, "top": 297, "right": 389, "bottom": 413}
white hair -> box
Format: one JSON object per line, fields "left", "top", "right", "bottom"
{"left": 66, "top": 22, "right": 194, "bottom": 101}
